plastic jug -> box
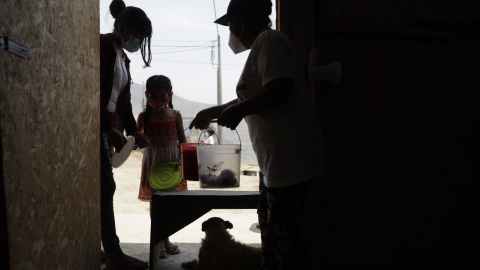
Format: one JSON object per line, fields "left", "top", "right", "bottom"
{"left": 196, "top": 130, "right": 241, "bottom": 188}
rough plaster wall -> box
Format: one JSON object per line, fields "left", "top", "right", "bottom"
{"left": 0, "top": 0, "right": 100, "bottom": 269}
{"left": 304, "top": 0, "right": 480, "bottom": 268}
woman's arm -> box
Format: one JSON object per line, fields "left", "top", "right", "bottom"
{"left": 217, "top": 78, "right": 293, "bottom": 130}
{"left": 100, "top": 34, "right": 115, "bottom": 133}
{"left": 235, "top": 78, "right": 293, "bottom": 115}
{"left": 189, "top": 99, "right": 239, "bottom": 130}
{"left": 118, "top": 84, "right": 138, "bottom": 136}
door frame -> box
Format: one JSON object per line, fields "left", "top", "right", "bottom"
{"left": 0, "top": 127, "right": 10, "bottom": 270}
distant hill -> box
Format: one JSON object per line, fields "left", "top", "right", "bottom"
{"left": 129, "top": 83, "right": 215, "bottom": 119}
{"left": 130, "top": 83, "right": 258, "bottom": 164}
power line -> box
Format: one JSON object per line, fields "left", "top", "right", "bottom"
{"left": 128, "top": 57, "right": 243, "bottom": 66}
{"left": 150, "top": 47, "right": 212, "bottom": 54}
{"left": 151, "top": 45, "right": 213, "bottom": 48}
{"left": 147, "top": 41, "right": 217, "bottom": 54}
{"left": 151, "top": 39, "right": 215, "bottom": 43}
{"left": 150, "top": 40, "right": 215, "bottom": 47}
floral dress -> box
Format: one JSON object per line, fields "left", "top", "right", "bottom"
{"left": 138, "top": 111, "right": 187, "bottom": 202}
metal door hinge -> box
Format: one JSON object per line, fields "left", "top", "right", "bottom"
{"left": 0, "top": 35, "right": 30, "bottom": 58}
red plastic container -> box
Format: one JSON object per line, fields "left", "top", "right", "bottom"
{"left": 180, "top": 143, "right": 208, "bottom": 181}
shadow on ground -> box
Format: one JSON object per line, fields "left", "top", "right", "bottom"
{"left": 100, "top": 242, "right": 201, "bottom": 270}
{"left": 102, "top": 242, "right": 260, "bottom": 270}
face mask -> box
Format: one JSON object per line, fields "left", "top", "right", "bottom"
{"left": 148, "top": 98, "right": 170, "bottom": 111}
{"left": 122, "top": 29, "right": 141, "bottom": 53}
{"left": 228, "top": 21, "right": 247, "bottom": 54}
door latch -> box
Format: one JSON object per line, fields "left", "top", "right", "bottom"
{"left": 0, "top": 35, "right": 30, "bottom": 58}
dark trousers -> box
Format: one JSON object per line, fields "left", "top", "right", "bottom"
{"left": 258, "top": 179, "right": 312, "bottom": 270}
{"left": 100, "top": 133, "right": 122, "bottom": 257}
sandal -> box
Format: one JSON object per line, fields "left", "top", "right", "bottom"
{"left": 165, "top": 244, "right": 181, "bottom": 255}
{"left": 159, "top": 249, "right": 167, "bottom": 259}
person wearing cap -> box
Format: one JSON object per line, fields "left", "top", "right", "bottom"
{"left": 189, "top": 0, "right": 326, "bottom": 269}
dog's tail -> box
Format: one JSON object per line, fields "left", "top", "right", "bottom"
{"left": 181, "top": 259, "right": 199, "bottom": 270}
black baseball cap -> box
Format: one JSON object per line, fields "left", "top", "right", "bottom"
{"left": 214, "top": 0, "right": 272, "bottom": 26}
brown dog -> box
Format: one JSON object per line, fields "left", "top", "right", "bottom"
{"left": 181, "top": 217, "right": 262, "bottom": 270}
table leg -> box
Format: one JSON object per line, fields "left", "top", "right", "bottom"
{"left": 149, "top": 206, "right": 211, "bottom": 269}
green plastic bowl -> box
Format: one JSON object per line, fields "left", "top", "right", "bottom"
{"left": 148, "top": 162, "right": 182, "bottom": 190}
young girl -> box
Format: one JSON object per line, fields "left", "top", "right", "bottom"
{"left": 137, "top": 75, "right": 187, "bottom": 259}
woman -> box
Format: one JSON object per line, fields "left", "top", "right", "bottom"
{"left": 100, "top": 0, "right": 151, "bottom": 268}
{"left": 189, "top": 0, "right": 326, "bottom": 269}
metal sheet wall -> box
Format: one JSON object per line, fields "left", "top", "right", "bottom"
{"left": 302, "top": 0, "right": 480, "bottom": 268}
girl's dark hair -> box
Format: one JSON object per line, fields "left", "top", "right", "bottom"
{"left": 242, "top": 0, "right": 272, "bottom": 30}
{"left": 143, "top": 75, "right": 174, "bottom": 132}
{"left": 110, "top": 0, "right": 152, "bottom": 67}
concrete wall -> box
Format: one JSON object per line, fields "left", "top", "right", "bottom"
{"left": 0, "top": 0, "right": 100, "bottom": 269}
{"left": 281, "top": 0, "right": 480, "bottom": 269}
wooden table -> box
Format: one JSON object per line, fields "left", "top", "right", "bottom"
{"left": 149, "top": 190, "right": 260, "bottom": 270}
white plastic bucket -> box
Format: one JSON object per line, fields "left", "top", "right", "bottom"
{"left": 197, "top": 135, "right": 241, "bottom": 188}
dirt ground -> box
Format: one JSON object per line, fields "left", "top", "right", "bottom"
{"left": 105, "top": 150, "right": 261, "bottom": 270}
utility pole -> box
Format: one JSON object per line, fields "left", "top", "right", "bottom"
{"left": 217, "top": 35, "right": 223, "bottom": 144}
{"left": 142, "top": 81, "right": 146, "bottom": 110}
{"left": 213, "top": 0, "right": 223, "bottom": 144}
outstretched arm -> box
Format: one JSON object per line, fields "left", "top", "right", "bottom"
{"left": 189, "top": 99, "right": 239, "bottom": 130}
{"left": 217, "top": 78, "right": 293, "bottom": 130}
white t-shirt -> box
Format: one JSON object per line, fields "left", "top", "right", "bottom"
{"left": 107, "top": 43, "right": 129, "bottom": 112}
{"left": 206, "top": 136, "right": 215, "bottom": 145}
{"left": 236, "top": 29, "right": 326, "bottom": 188}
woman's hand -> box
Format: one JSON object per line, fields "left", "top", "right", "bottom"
{"left": 217, "top": 104, "right": 244, "bottom": 130}
{"left": 105, "top": 128, "right": 127, "bottom": 153}
{"left": 132, "top": 131, "right": 149, "bottom": 149}
{"left": 189, "top": 109, "right": 213, "bottom": 130}
{"left": 189, "top": 99, "right": 240, "bottom": 130}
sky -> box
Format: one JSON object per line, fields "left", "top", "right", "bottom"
{"left": 100, "top": 0, "right": 276, "bottom": 104}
